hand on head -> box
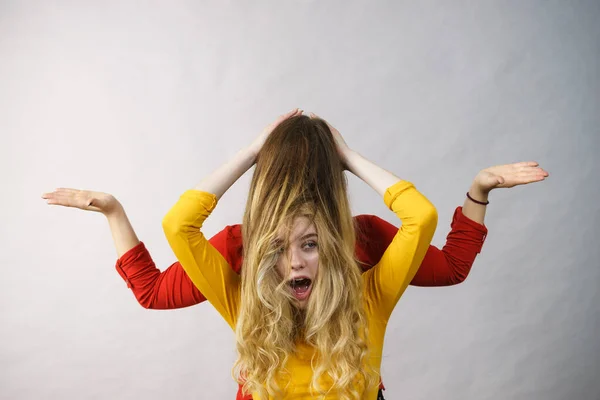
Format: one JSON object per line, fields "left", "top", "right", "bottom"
{"left": 249, "top": 108, "right": 304, "bottom": 159}
{"left": 308, "top": 112, "right": 351, "bottom": 167}
{"left": 250, "top": 109, "right": 352, "bottom": 169}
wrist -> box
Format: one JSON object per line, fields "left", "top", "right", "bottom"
{"left": 104, "top": 201, "right": 125, "bottom": 219}
{"left": 243, "top": 145, "right": 259, "bottom": 164}
{"left": 468, "top": 184, "right": 490, "bottom": 202}
{"left": 343, "top": 149, "right": 359, "bottom": 173}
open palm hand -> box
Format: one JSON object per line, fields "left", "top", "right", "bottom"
{"left": 42, "top": 188, "right": 120, "bottom": 216}
{"left": 474, "top": 161, "right": 549, "bottom": 193}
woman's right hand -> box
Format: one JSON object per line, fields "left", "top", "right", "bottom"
{"left": 42, "top": 188, "right": 122, "bottom": 216}
{"left": 248, "top": 108, "right": 304, "bottom": 159}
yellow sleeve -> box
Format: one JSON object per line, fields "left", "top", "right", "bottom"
{"left": 363, "top": 180, "right": 438, "bottom": 319}
{"left": 162, "top": 190, "right": 240, "bottom": 329}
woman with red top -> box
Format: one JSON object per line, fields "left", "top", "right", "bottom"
{"left": 43, "top": 109, "right": 548, "bottom": 399}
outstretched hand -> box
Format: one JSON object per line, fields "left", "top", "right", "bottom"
{"left": 42, "top": 188, "right": 121, "bottom": 216}
{"left": 249, "top": 108, "right": 304, "bottom": 159}
{"left": 473, "top": 161, "right": 549, "bottom": 193}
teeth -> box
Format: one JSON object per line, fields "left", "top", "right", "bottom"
{"left": 290, "top": 278, "right": 311, "bottom": 288}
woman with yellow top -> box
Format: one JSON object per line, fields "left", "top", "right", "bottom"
{"left": 161, "top": 109, "right": 438, "bottom": 399}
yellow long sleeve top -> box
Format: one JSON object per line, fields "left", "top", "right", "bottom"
{"left": 162, "top": 180, "right": 438, "bottom": 399}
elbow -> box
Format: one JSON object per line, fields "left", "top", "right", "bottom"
{"left": 161, "top": 211, "right": 182, "bottom": 240}
{"left": 453, "top": 271, "right": 469, "bottom": 285}
{"left": 418, "top": 202, "right": 438, "bottom": 233}
{"left": 138, "top": 299, "right": 153, "bottom": 310}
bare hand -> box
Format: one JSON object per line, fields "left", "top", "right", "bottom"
{"left": 249, "top": 108, "right": 304, "bottom": 158}
{"left": 308, "top": 112, "right": 351, "bottom": 166}
{"left": 473, "top": 161, "right": 549, "bottom": 194}
{"left": 42, "top": 188, "right": 121, "bottom": 216}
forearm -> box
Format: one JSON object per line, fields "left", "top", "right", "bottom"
{"left": 368, "top": 181, "right": 438, "bottom": 315}
{"left": 344, "top": 150, "right": 401, "bottom": 196}
{"left": 194, "top": 146, "right": 256, "bottom": 198}
{"left": 462, "top": 183, "right": 489, "bottom": 225}
{"left": 162, "top": 191, "right": 240, "bottom": 327}
{"left": 105, "top": 205, "right": 140, "bottom": 258}
{"left": 410, "top": 206, "right": 488, "bottom": 286}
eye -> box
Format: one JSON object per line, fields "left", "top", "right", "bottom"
{"left": 302, "top": 241, "right": 318, "bottom": 250}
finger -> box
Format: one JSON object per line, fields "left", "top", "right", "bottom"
{"left": 515, "top": 161, "right": 539, "bottom": 167}
{"left": 45, "top": 198, "right": 74, "bottom": 207}
{"left": 46, "top": 197, "right": 100, "bottom": 212}
{"left": 529, "top": 168, "right": 549, "bottom": 176}
{"left": 285, "top": 108, "right": 299, "bottom": 117}
{"left": 515, "top": 176, "right": 547, "bottom": 185}
{"left": 46, "top": 197, "right": 78, "bottom": 207}
{"left": 516, "top": 170, "right": 548, "bottom": 177}
{"left": 510, "top": 173, "right": 548, "bottom": 184}
{"left": 514, "top": 167, "right": 545, "bottom": 176}
{"left": 42, "top": 192, "right": 67, "bottom": 201}
{"left": 44, "top": 195, "right": 75, "bottom": 207}
{"left": 55, "top": 188, "right": 82, "bottom": 193}
{"left": 43, "top": 188, "right": 78, "bottom": 197}
{"left": 45, "top": 192, "right": 85, "bottom": 208}
{"left": 511, "top": 161, "right": 539, "bottom": 170}
{"left": 278, "top": 108, "right": 302, "bottom": 124}
{"left": 502, "top": 172, "right": 544, "bottom": 182}
{"left": 529, "top": 167, "right": 549, "bottom": 176}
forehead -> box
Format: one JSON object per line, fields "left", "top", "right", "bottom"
{"left": 277, "top": 216, "right": 316, "bottom": 242}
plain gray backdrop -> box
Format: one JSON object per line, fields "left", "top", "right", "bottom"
{"left": 1, "top": 1, "right": 599, "bottom": 399}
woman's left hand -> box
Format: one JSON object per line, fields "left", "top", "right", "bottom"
{"left": 473, "top": 161, "right": 549, "bottom": 194}
{"left": 309, "top": 113, "right": 351, "bottom": 167}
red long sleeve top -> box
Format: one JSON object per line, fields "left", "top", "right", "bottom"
{"left": 115, "top": 207, "right": 487, "bottom": 399}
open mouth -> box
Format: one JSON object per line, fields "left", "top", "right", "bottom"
{"left": 288, "top": 277, "right": 312, "bottom": 301}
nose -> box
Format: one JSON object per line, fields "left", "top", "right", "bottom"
{"left": 289, "top": 247, "right": 305, "bottom": 271}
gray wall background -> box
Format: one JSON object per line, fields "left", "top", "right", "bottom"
{"left": 1, "top": 1, "right": 599, "bottom": 399}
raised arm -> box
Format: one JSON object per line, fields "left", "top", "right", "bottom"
{"left": 161, "top": 110, "right": 302, "bottom": 326}
{"left": 309, "top": 113, "right": 438, "bottom": 314}
{"left": 411, "top": 161, "right": 548, "bottom": 285}
{"left": 115, "top": 225, "right": 243, "bottom": 309}
{"left": 162, "top": 190, "right": 241, "bottom": 327}
{"left": 341, "top": 146, "right": 439, "bottom": 298}
{"left": 351, "top": 159, "right": 547, "bottom": 287}
{"left": 355, "top": 211, "right": 487, "bottom": 286}
{"left": 367, "top": 182, "right": 438, "bottom": 316}
{"left": 195, "top": 108, "right": 303, "bottom": 198}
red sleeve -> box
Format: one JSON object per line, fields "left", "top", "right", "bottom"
{"left": 114, "top": 225, "right": 244, "bottom": 309}
{"left": 236, "top": 385, "right": 252, "bottom": 400}
{"left": 353, "top": 207, "right": 488, "bottom": 286}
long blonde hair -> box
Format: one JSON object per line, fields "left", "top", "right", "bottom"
{"left": 233, "top": 116, "right": 377, "bottom": 399}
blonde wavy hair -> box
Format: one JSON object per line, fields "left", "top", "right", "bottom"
{"left": 233, "top": 116, "right": 378, "bottom": 399}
